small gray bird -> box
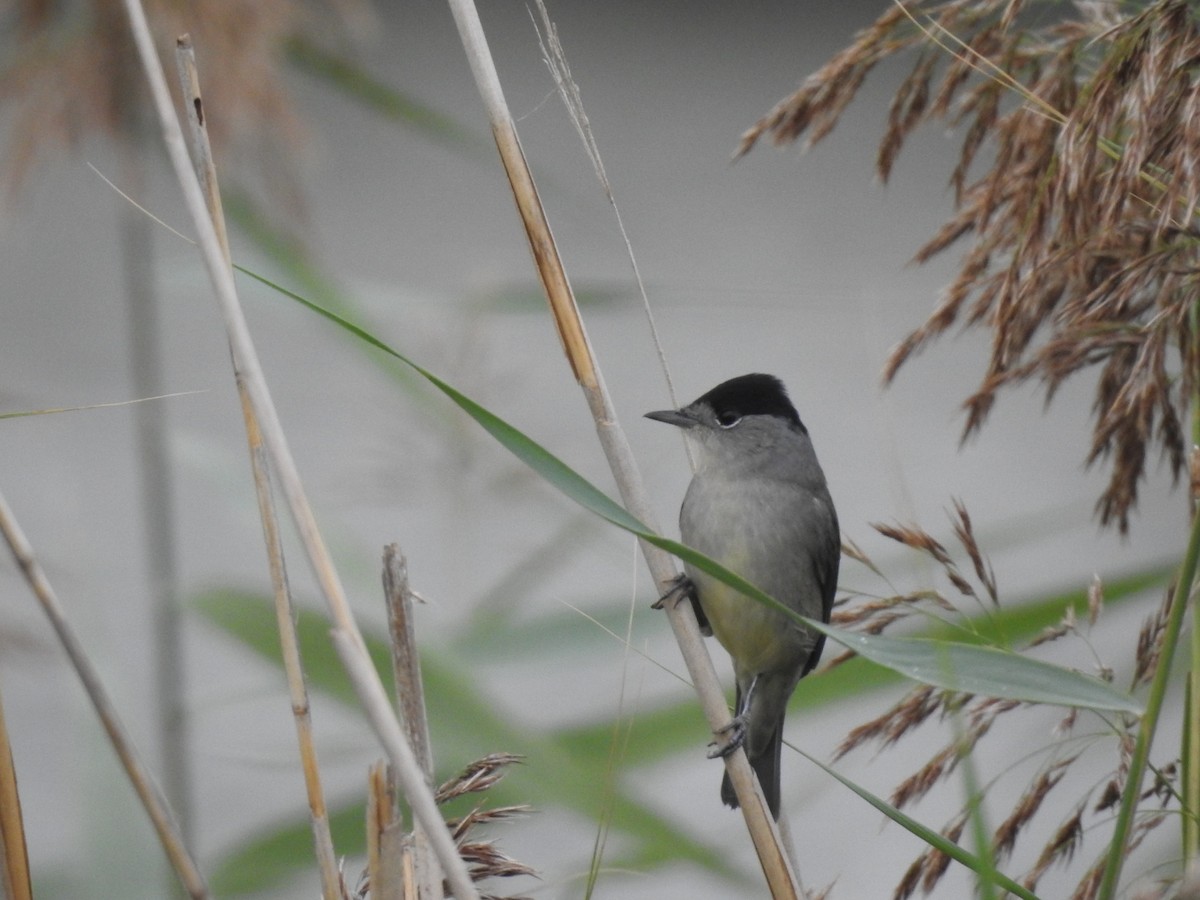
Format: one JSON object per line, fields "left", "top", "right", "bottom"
{"left": 646, "top": 373, "right": 839, "bottom": 819}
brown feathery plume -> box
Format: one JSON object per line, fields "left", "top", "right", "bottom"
{"left": 436, "top": 753, "right": 526, "bottom": 805}
{"left": 1054, "top": 707, "right": 1078, "bottom": 737}
{"left": 918, "top": 813, "right": 967, "bottom": 896}
{"left": 951, "top": 499, "right": 997, "bottom": 604}
{"left": 830, "top": 590, "right": 954, "bottom": 631}
{"left": 837, "top": 505, "right": 1176, "bottom": 896}
{"left": 894, "top": 812, "right": 967, "bottom": 900}
{"left": 993, "top": 756, "right": 1075, "bottom": 863}
{"left": 356, "top": 752, "right": 534, "bottom": 898}
{"left": 826, "top": 528, "right": 964, "bottom": 670}
{"left": 1149, "top": 761, "right": 1179, "bottom": 807}
{"left": 1023, "top": 801, "right": 1086, "bottom": 891}
{"left": 436, "top": 754, "right": 536, "bottom": 897}
{"left": 882, "top": 696, "right": 1021, "bottom": 811}
{"left": 0, "top": 0, "right": 358, "bottom": 200}
{"left": 1095, "top": 778, "right": 1122, "bottom": 813}
{"left": 889, "top": 710, "right": 981, "bottom": 810}
{"left": 1070, "top": 854, "right": 1106, "bottom": 900}
{"left": 871, "top": 502, "right": 998, "bottom": 612}
{"left": 1064, "top": 811, "right": 1169, "bottom": 900}
{"left": 1026, "top": 604, "right": 1076, "bottom": 650}
{"left": 1019, "top": 758, "right": 1172, "bottom": 896}
{"left": 834, "top": 685, "right": 945, "bottom": 760}
{"left": 841, "top": 534, "right": 884, "bottom": 577}
{"left": 740, "top": 0, "right": 1200, "bottom": 532}
{"left": 873, "top": 521, "right": 955, "bottom": 567}
{"left": 1134, "top": 585, "right": 1175, "bottom": 688}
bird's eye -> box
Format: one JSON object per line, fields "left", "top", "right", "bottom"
{"left": 716, "top": 411, "right": 742, "bottom": 429}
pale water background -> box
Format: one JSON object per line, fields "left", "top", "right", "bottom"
{"left": 0, "top": 2, "right": 1185, "bottom": 897}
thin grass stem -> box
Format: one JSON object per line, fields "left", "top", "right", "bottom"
{"left": 954, "top": 707, "right": 998, "bottom": 900}
{"left": 1099, "top": 514, "right": 1200, "bottom": 898}
{"left": 1183, "top": 274, "right": 1200, "bottom": 867}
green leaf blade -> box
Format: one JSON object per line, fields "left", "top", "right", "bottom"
{"left": 812, "top": 626, "right": 1141, "bottom": 713}
{"left": 248, "top": 272, "right": 1145, "bottom": 716}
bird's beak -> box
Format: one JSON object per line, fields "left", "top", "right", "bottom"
{"left": 645, "top": 408, "right": 698, "bottom": 429}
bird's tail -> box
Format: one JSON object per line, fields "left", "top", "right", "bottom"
{"left": 720, "top": 724, "right": 782, "bottom": 819}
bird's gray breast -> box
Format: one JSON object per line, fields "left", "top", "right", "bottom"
{"left": 679, "top": 472, "right": 835, "bottom": 680}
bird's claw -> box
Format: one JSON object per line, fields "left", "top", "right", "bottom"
{"left": 707, "top": 714, "right": 747, "bottom": 760}
{"left": 653, "top": 573, "right": 712, "bottom": 635}
{"left": 652, "top": 573, "right": 694, "bottom": 610}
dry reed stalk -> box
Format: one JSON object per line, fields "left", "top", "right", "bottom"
{"left": 0, "top": 489, "right": 207, "bottom": 897}
{"left": 382, "top": 545, "right": 443, "bottom": 899}
{"left": 444, "top": 0, "right": 800, "bottom": 894}
{"left": 327, "top": 631, "right": 480, "bottom": 899}
{"left": 0, "top": 685, "right": 32, "bottom": 900}
{"left": 172, "top": 34, "right": 344, "bottom": 900}
{"left": 366, "top": 761, "right": 404, "bottom": 900}
{"left": 119, "top": 0, "right": 480, "bottom": 894}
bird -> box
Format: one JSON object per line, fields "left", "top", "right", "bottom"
{"left": 646, "top": 373, "right": 839, "bottom": 819}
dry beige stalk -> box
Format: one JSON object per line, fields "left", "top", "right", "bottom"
{"left": 445, "top": 0, "right": 800, "bottom": 893}
{"left": 0, "top": 685, "right": 31, "bottom": 900}
{"left": 0, "top": 490, "right": 208, "bottom": 897}
{"left": 366, "top": 762, "right": 404, "bottom": 900}
{"left": 172, "top": 36, "right": 344, "bottom": 898}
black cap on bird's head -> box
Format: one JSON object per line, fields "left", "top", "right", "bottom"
{"left": 645, "top": 373, "right": 805, "bottom": 433}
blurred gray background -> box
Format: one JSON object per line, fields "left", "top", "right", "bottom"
{"left": 0, "top": 1, "right": 1184, "bottom": 897}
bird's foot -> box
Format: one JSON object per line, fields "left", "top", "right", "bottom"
{"left": 707, "top": 714, "right": 747, "bottom": 760}
{"left": 653, "top": 573, "right": 712, "bottom": 635}
{"left": 652, "top": 573, "right": 695, "bottom": 610}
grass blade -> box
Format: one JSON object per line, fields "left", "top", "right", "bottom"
{"left": 796, "top": 746, "right": 1039, "bottom": 900}
{"left": 239, "top": 269, "right": 1145, "bottom": 716}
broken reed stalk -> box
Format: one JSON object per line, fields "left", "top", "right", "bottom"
{"left": 0, "top": 683, "right": 32, "bottom": 900}
{"left": 331, "top": 629, "right": 480, "bottom": 900}
{"left": 367, "top": 761, "right": 405, "bottom": 900}
{"left": 172, "top": 35, "right": 341, "bottom": 900}
{"left": 383, "top": 545, "right": 444, "bottom": 898}
{"left": 443, "top": 1, "right": 798, "bottom": 895}
{"left": 118, "top": 3, "right": 480, "bottom": 896}
{"left": 0, "top": 489, "right": 208, "bottom": 898}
